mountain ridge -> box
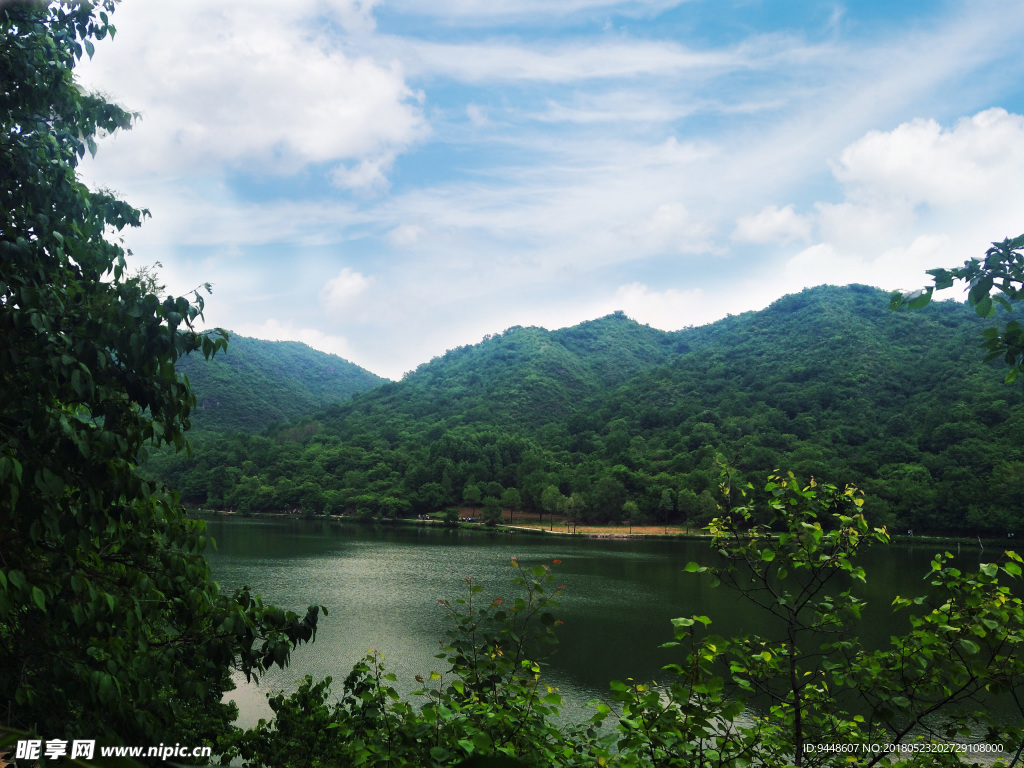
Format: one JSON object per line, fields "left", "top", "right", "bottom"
{"left": 177, "top": 333, "right": 387, "bottom": 433}
{"left": 149, "top": 284, "right": 1024, "bottom": 536}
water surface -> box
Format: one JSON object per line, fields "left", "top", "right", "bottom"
{"left": 201, "top": 519, "right": 1003, "bottom": 729}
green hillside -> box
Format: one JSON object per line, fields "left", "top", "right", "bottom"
{"left": 576, "top": 285, "right": 1021, "bottom": 533}
{"left": 148, "top": 286, "right": 1024, "bottom": 535}
{"left": 333, "top": 312, "right": 677, "bottom": 433}
{"left": 176, "top": 333, "right": 387, "bottom": 433}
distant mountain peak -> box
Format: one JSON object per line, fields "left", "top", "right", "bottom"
{"left": 176, "top": 333, "right": 386, "bottom": 433}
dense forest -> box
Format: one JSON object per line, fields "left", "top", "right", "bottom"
{"left": 176, "top": 334, "right": 386, "bottom": 433}
{"left": 148, "top": 284, "right": 1024, "bottom": 536}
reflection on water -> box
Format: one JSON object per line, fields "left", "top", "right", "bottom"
{"left": 201, "top": 518, "right": 1012, "bottom": 729}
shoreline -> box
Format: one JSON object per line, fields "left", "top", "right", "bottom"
{"left": 184, "top": 509, "right": 1018, "bottom": 548}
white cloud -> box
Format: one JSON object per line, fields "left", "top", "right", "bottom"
{"left": 466, "top": 104, "right": 489, "bottom": 126}
{"left": 782, "top": 108, "right": 1024, "bottom": 294}
{"left": 387, "top": 224, "right": 426, "bottom": 246}
{"left": 107, "top": 193, "right": 372, "bottom": 252}
{"left": 733, "top": 205, "right": 812, "bottom": 245}
{"left": 784, "top": 243, "right": 864, "bottom": 287}
{"left": 332, "top": 153, "right": 396, "bottom": 191}
{"left": 869, "top": 109, "right": 1024, "bottom": 219}
{"left": 384, "top": 0, "right": 688, "bottom": 23}
{"left": 878, "top": 234, "right": 957, "bottom": 290}
{"left": 813, "top": 200, "right": 913, "bottom": 255}
{"left": 365, "top": 133, "right": 721, "bottom": 277}
{"left": 403, "top": 38, "right": 734, "bottom": 83}
{"left": 832, "top": 109, "right": 1024, "bottom": 210}
{"left": 329, "top": 0, "right": 383, "bottom": 34}
{"left": 622, "top": 202, "right": 714, "bottom": 254}
{"left": 77, "top": 0, "right": 425, "bottom": 181}
{"left": 783, "top": 235, "right": 955, "bottom": 294}
{"left": 320, "top": 268, "right": 373, "bottom": 310}
{"left": 535, "top": 90, "right": 694, "bottom": 124}
{"left": 602, "top": 278, "right": 796, "bottom": 332}
{"left": 612, "top": 283, "right": 706, "bottom": 329}
{"left": 70, "top": 0, "right": 1024, "bottom": 381}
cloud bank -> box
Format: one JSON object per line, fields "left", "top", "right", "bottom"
{"left": 74, "top": 1, "right": 1024, "bottom": 378}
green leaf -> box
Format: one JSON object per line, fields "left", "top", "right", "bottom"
{"left": 8, "top": 569, "right": 26, "bottom": 591}
{"left": 471, "top": 731, "right": 493, "bottom": 749}
{"left": 906, "top": 287, "right": 934, "bottom": 310}
{"left": 969, "top": 276, "right": 994, "bottom": 306}
{"left": 960, "top": 638, "right": 980, "bottom": 655}
{"left": 928, "top": 268, "right": 956, "bottom": 290}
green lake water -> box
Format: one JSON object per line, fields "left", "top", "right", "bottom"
{"left": 200, "top": 518, "right": 1011, "bottom": 730}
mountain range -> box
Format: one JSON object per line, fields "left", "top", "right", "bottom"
{"left": 148, "top": 284, "right": 1024, "bottom": 536}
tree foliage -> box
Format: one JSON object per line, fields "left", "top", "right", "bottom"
{"left": 0, "top": 0, "right": 319, "bottom": 748}
{"left": 228, "top": 474, "right": 1024, "bottom": 767}
{"left": 892, "top": 234, "right": 1024, "bottom": 382}
{"left": 674, "top": 471, "right": 1024, "bottom": 765}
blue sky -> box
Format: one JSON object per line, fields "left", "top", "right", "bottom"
{"left": 78, "top": 0, "right": 1024, "bottom": 379}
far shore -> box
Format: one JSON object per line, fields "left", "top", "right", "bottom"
{"left": 186, "top": 507, "right": 1017, "bottom": 547}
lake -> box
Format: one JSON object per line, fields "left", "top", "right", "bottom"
{"left": 200, "top": 517, "right": 1007, "bottom": 730}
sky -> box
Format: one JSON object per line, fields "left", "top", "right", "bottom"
{"left": 76, "top": 0, "right": 1024, "bottom": 380}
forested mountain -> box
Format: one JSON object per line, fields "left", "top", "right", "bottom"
{"left": 326, "top": 312, "right": 682, "bottom": 433}
{"left": 177, "top": 333, "right": 387, "bottom": 432}
{"left": 148, "top": 285, "right": 1024, "bottom": 535}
